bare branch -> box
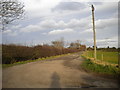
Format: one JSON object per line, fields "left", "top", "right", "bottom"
{"left": 0, "top": 0, "right": 24, "bottom": 31}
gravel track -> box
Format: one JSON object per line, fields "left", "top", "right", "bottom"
{"left": 3, "top": 52, "right": 119, "bottom": 88}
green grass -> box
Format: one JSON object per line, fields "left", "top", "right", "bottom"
{"left": 83, "top": 51, "right": 118, "bottom": 64}
{"left": 2, "top": 53, "right": 72, "bottom": 68}
{"left": 81, "top": 58, "right": 120, "bottom": 75}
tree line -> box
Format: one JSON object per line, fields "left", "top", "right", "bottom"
{"left": 2, "top": 39, "right": 86, "bottom": 64}
{"left": 87, "top": 46, "right": 118, "bottom": 52}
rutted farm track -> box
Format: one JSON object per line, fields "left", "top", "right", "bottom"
{"left": 3, "top": 52, "right": 119, "bottom": 88}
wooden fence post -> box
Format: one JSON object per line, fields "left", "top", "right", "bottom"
{"left": 102, "top": 54, "right": 103, "bottom": 61}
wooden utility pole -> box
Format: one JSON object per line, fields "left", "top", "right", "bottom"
{"left": 118, "top": 52, "right": 120, "bottom": 68}
{"left": 91, "top": 5, "right": 97, "bottom": 60}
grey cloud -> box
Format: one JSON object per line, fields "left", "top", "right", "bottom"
{"left": 19, "top": 18, "right": 91, "bottom": 33}
{"left": 96, "top": 18, "right": 117, "bottom": 29}
{"left": 48, "top": 28, "right": 75, "bottom": 35}
{"left": 3, "top": 1, "right": 118, "bottom": 48}
{"left": 52, "top": 2, "right": 86, "bottom": 12}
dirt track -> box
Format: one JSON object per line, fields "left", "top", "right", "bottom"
{"left": 3, "top": 52, "right": 119, "bottom": 88}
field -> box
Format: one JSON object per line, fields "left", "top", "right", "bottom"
{"left": 81, "top": 50, "right": 119, "bottom": 76}
{"left": 83, "top": 51, "right": 118, "bottom": 64}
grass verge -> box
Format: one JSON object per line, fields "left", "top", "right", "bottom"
{"left": 81, "top": 56, "right": 120, "bottom": 78}
{"left": 2, "top": 53, "right": 72, "bottom": 68}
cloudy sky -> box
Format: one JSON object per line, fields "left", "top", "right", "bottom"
{"left": 1, "top": 0, "right": 119, "bottom": 48}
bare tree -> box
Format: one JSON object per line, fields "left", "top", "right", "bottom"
{"left": 0, "top": 0, "right": 24, "bottom": 31}
{"left": 52, "top": 37, "right": 64, "bottom": 48}
{"left": 69, "top": 40, "right": 81, "bottom": 49}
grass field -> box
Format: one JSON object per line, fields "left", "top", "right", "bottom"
{"left": 83, "top": 51, "right": 118, "bottom": 64}
{"left": 82, "top": 51, "right": 119, "bottom": 75}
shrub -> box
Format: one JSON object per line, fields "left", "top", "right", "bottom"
{"left": 2, "top": 44, "right": 81, "bottom": 64}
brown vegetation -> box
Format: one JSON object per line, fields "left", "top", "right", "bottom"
{"left": 2, "top": 43, "right": 86, "bottom": 64}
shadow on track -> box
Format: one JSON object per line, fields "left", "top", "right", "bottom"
{"left": 50, "top": 72, "right": 61, "bottom": 88}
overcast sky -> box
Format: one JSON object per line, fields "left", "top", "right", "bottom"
{"left": 1, "top": 0, "right": 119, "bottom": 48}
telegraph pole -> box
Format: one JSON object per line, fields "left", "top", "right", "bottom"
{"left": 91, "top": 5, "right": 97, "bottom": 60}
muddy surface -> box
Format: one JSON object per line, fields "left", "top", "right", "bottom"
{"left": 3, "top": 52, "right": 119, "bottom": 88}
